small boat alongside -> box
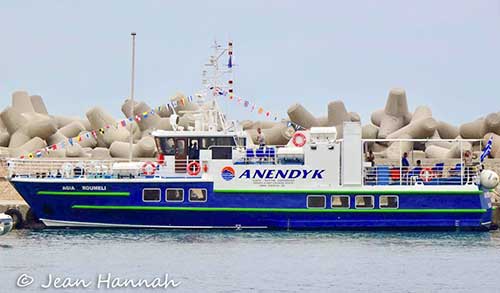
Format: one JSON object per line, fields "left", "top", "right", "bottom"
{"left": 0, "top": 213, "right": 13, "bottom": 236}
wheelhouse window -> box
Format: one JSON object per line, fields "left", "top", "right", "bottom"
{"left": 176, "top": 139, "right": 186, "bottom": 155}
{"left": 200, "top": 137, "right": 236, "bottom": 149}
{"left": 331, "top": 195, "right": 350, "bottom": 209}
{"left": 307, "top": 195, "right": 326, "bottom": 209}
{"left": 143, "top": 188, "right": 161, "bottom": 202}
{"left": 155, "top": 137, "right": 175, "bottom": 155}
{"left": 166, "top": 188, "right": 184, "bottom": 202}
{"left": 355, "top": 195, "right": 374, "bottom": 209}
{"left": 380, "top": 195, "right": 399, "bottom": 209}
{"left": 189, "top": 188, "right": 207, "bottom": 202}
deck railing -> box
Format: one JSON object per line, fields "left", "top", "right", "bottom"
{"left": 2, "top": 158, "right": 206, "bottom": 180}
{"left": 362, "top": 138, "right": 484, "bottom": 186}
{"left": 3, "top": 159, "right": 123, "bottom": 179}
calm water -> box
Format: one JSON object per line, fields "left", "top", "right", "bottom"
{"left": 1, "top": 229, "right": 500, "bottom": 292}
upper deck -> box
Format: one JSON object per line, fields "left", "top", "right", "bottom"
{"left": 2, "top": 123, "right": 486, "bottom": 190}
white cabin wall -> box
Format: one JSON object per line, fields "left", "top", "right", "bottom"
{"left": 342, "top": 122, "right": 363, "bottom": 186}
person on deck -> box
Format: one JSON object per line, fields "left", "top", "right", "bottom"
{"left": 189, "top": 140, "right": 200, "bottom": 161}
{"left": 411, "top": 160, "right": 422, "bottom": 177}
{"left": 366, "top": 149, "right": 375, "bottom": 167}
{"left": 402, "top": 152, "right": 410, "bottom": 168}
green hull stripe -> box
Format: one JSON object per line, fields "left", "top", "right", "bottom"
{"left": 38, "top": 191, "right": 129, "bottom": 197}
{"left": 71, "top": 205, "right": 486, "bottom": 213}
{"left": 214, "top": 189, "right": 482, "bottom": 195}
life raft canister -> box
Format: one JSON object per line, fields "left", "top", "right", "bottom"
{"left": 142, "top": 161, "right": 156, "bottom": 176}
{"left": 187, "top": 161, "right": 201, "bottom": 176}
{"left": 292, "top": 132, "right": 307, "bottom": 147}
{"left": 157, "top": 153, "right": 165, "bottom": 165}
{"left": 419, "top": 167, "right": 434, "bottom": 182}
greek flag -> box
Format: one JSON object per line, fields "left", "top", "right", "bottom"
{"left": 481, "top": 135, "right": 494, "bottom": 162}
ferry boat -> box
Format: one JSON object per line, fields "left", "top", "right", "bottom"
{"left": 4, "top": 40, "right": 500, "bottom": 231}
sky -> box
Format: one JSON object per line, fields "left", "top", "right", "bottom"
{"left": 0, "top": 0, "right": 499, "bottom": 126}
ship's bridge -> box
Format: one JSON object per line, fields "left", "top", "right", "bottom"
{"left": 152, "top": 130, "right": 248, "bottom": 173}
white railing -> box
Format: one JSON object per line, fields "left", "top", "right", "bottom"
{"left": 4, "top": 159, "right": 123, "bottom": 179}
{"left": 3, "top": 157, "right": 206, "bottom": 180}
{"left": 363, "top": 164, "right": 480, "bottom": 186}
{"left": 362, "top": 138, "right": 483, "bottom": 186}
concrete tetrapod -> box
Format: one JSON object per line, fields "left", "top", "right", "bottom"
{"left": 325, "top": 101, "right": 360, "bottom": 138}
{"left": 484, "top": 133, "right": 500, "bottom": 159}
{"left": 287, "top": 103, "right": 320, "bottom": 129}
{"left": 371, "top": 88, "right": 412, "bottom": 139}
{"left": 1, "top": 107, "right": 58, "bottom": 148}
{"left": 86, "top": 107, "right": 130, "bottom": 147}
{"left": 109, "top": 136, "right": 157, "bottom": 158}
{"left": 385, "top": 106, "right": 437, "bottom": 159}
{"left": 460, "top": 112, "right": 500, "bottom": 139}
{"left": 8, "top": 137, "right": 47, "bottom": 158}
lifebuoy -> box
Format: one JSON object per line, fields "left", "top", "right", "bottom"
{"left": 187, "top": 161, "right": 201, "bottom": 176}
{"left": 142, "top": 161, "right": 156, "bottom": 176}
{"left": 292, "top": 132, "right": 307, "bottom": 147}
{"left": 419, "top": 167, "right": 434, "bottom": 182}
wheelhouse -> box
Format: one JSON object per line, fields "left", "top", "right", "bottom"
{"left": 152, "top": 130, "right": 248, "bottom": 173}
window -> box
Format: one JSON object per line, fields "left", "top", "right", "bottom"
{"left": 331, "top": 196, "right": 350, "bottom": 208}
{"left": 143, "top": 188, "right": 161, "bottom": 202}
{"left": 189, "top": 188, "right": 207, "bottom": 202}
{"left": 166, "top": 188, "right": 184, "bottom": 202}
{"left": 380, "top": 195, "right": 399, "bottom": 209}
{"left": 156, "top": 137, "right": 175, "bottom": 155}
{"left": 176, "top": 139, "right": 186, "bottom": 155}
{"left": 307, "top": 195, "right": 326, "bottom": 209}
{"left": 201, "top": 137, "right": 236, "bottom": 149}
{"left": 355, "top": 195, "right": 374, "bottom": 209}
{"left": 212, "top": 146, "right": 233, "bottom": 160}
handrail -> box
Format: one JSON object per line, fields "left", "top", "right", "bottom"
{"left": 362, "top": 138, "right": 483, "bottom": 142}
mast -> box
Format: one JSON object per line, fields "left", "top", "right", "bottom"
{"left": 201, "top": 40, "right": 234, "bottom": 131}
{"left": 129, "top": 32, "right": 136, "bottom": 162}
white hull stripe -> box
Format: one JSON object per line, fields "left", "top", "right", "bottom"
{"left": 40, "top": 218, "right": 268, "bottom": 229}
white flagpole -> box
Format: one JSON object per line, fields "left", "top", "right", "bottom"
{"left": 129, "top": 32, "right": 136, "bottom": 162}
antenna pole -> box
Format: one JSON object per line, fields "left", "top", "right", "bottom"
{"left": 129, "top": 32, "right": 136, "bottom": 162}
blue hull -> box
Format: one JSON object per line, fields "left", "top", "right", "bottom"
{"left": 10, "top": 180, "right": 495, "bottom": 231}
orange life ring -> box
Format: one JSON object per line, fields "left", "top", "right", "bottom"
{"left": 292, "top": 132, "right": 307, "bottom": 147}
{"left": 419, "top": 167, "right": 434, "bottom": 182}
{"left": 187, "top": 161, "right": 201, "bottom": 176}
{"left": 142, "top": 161, "right": 156, "bottom": 176}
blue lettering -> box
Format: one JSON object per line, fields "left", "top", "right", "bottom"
{"left": 302, "top": 169, "right": 313, "bottom": 179}
{"left": 265, "top": 170, "right": 275, "bottom": 179}
{"left": 239, "top": 170, "right": 251, "bottom": 179}
{"left": 238, "top": 169, "right": 325, "bottom": 179}
{"left": 276, "top": 170, "right": 289, "bottom": 179}
{"left": 289, "top": 170, "right": 302, "bottom": 179}
{"left": 312, "top": 170, "right": 325, "bottom": 179}
{"left": 253, "top": 169, "right": 266, "bottom": 179}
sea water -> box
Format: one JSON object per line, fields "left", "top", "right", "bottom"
{"left": 1, "top": 229, "right": 500, "bottom": 292}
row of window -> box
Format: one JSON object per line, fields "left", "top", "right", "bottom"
{"left": 142, "top": 188, "right": 207, "bottom": 203}
{"left": 307, "top": 195, "right": 399, "bottom": 209}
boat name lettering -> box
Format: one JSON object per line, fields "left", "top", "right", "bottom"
{"left": 81, "top": 186, "right": 107, "bottom": 191}
{"left": 62, "top": 186, "right": 76, "bottom": 191}
{"left": 238, "top": 169, "right": 325, "bottom": 180}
